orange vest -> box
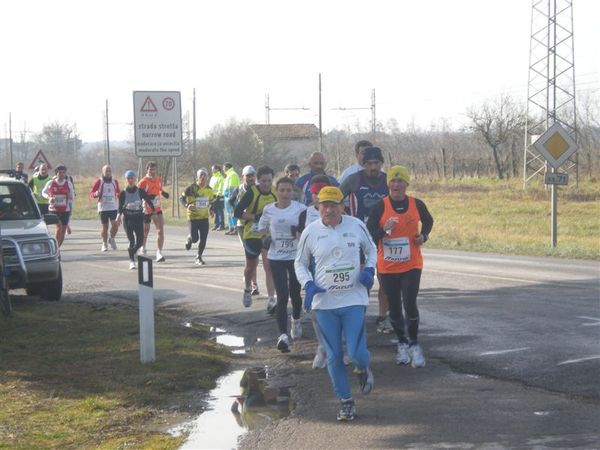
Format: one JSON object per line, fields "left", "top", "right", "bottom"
{"left": 138, "top": 176, "right": 163, "bottom": 213}
{"left": 377, "top": 195, "right": 423, "bottom": 274}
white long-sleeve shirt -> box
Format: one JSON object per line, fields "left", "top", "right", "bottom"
{"left": 258, "top": 201, "right": 306, "bottom": 261}
{"left": 294, "top": 215, "right": 377, "bottom": 310}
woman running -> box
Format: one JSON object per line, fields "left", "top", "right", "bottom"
{"left": 117, "top": 170, "right": 155, "bottom": 270}
{"left": 258, "top": 177, "right": 306, "bottom": 352}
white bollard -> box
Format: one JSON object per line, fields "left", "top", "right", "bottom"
{"left": 138, "top": 255, "right": 155, "bottom": 363}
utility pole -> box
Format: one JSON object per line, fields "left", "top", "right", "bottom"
{"left": 331, "top": 88, "right": 377, "bottom": 142}
{"left": 105, "top": 99, "right": 111, "bottom": 165}
{"left": 264, "top": 93, "right": 310, "bottom": 124}
{"left": 8, "top": 113, "right": 13, "bottom": 168}
{"left": 318, "top": 73, "right": 323, "bottom": 152}
{"left": 193, "top": 88, "right": 197, "bottom": 166}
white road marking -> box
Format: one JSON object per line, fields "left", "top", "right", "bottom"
{"left": 480, "top": 347, "right": 530, "bottom": 356}
{"left": 557, "top": 355, "right": 600, "bottom": 366}
{"left": 577, "top": 316, "right": 600, "bottom": 327}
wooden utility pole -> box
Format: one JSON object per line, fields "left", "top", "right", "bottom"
{"left": 318, "top": 73, "right": 323, "bottom": 153}
{"left": 105, "top": 99, "right": 111, "bottom": 165}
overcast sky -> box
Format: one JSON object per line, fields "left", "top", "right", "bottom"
{"left": 1, "top": 0, "right": 598, "bottom": 142}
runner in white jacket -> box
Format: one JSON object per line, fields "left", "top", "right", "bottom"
{"left": 294, "top": 186, "right": 377, "bottom": 421}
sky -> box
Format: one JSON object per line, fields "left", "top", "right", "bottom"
{"left": 1, "top": 0, "right": 598, "bottom": 143}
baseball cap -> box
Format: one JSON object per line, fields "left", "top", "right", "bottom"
{"left": 387, "top": 165, "right": 410, "bottom": 184}
{"left": 362, "top": 146, "right": 384, "bottom": 163}
{"left": 124, "top": 170, "right": 136, "bottom": 178}
{"left": 318, "top": 186, "right": 344, "bottom": 204}
{"left": 242, "top": 165, "right": 256, "bottom": 176}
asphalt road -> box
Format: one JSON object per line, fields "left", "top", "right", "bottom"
{"left": 55, "top": 220, "right": 599, "bottom": 449}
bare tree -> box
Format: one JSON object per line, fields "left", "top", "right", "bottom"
{"left": 466, "top": 95, "right": 526, "bottom": 179}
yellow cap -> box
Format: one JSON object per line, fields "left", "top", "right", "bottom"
{"left": 318, "top": 186, "right": 344, "bottom": 204}
{"left": 387, "top": 165, "right": 410, "bottom": 184}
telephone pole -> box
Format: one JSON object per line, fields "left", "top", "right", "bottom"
{"left": 105, "top": 99, "right": 111, "bottom": 165}
{"left": 332, "top": 89, "right": 377, "bottom": 141}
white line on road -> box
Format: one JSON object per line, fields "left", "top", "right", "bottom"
{"left": 480, "top": 347, "right": 530, "bottom": 356}
{"left": 557, "top": 355, "right": 600, "bottom": 366}
{"left": 577, "top": 316, "right": 600, "bottom": 327}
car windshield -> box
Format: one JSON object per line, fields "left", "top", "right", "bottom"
{"left": 0, "top": 183, "right": 40, "bottom": 220}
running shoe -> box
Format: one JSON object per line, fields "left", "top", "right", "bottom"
{"left": 101, "top": 242, "right": 108, "bottom": 252}
{"left": 156, "top": 251, "right": 165, "bottom": 263}
{"left": 138, "top": 246, "right": 147, "bottom": 256}
{"left": 185, "top": 237, "right": 192, "bottom": 250}
{"left": 343, "top": 353, "right": 352, "bottom": 366}
{"left": 357, "top": 367, "right": 374, "bottom": 394}
{"left": 276, "top": 333, "right": 290, "bottom": 353}
{"left": 409, "top": 344, "right": 426, "bottom": 368}
{"left": 128, "top": 261, "right": 136, "bottom": 270}
{"left": 109, "top": 237, "right": 117, "bottom": 250}
{"left": 266, "top": 297, "right": 277, "bottom": 315}
{"left": 251, "top": 285, "right": 260, "bottom": 296}
{"left": 312, "top": 348, "right": 327, "bottom": 369}
{"left": 242, "top": 289, "right": 252, "bottom": 307}
{"left": 217, "top": 226, "right": 226, "bottom": 231}
{"left": 195, "top": 256, "right": 205, "bottom": 266}
{"left": 376, "top": 316, "right": 393, "bottom": 334}
{"left": 211, "top": 225, "right": 218, "bottom": 231}
{"left": 337, "top": 398, "right": 356, "bottom": 421}
{"left": 290, "top": 317, "right": 302, "bottom": 340}
{"left": 396, "top": 343, "right": 411, "bottom": 365}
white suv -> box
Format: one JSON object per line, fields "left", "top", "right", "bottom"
{"left": 0, "top": 171, "right": 62, "bottom": 301}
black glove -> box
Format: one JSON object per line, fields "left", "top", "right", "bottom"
{"left": 161, "top": 191, "right": 170, "bottom": 199}
{"left": 261, "top": 235, "right": 272, "bottom": 250}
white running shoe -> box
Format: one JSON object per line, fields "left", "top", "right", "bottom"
{"left": 242, "top": 289, "right": 252, "bottom": 307}
{"left": 101, "top": 243, "right": 108, "bottom": 252}
{"left": 109, "top": 237, "right": 117, "bottom": 250}
{"left": 343, "top": 354, "right": 352, "bottom": 366}
{"left": 138, "top": 246, "right": 147, "bottom": 256}
{"left": 396, "top": 343, "right": 411, "bottom": 365}
{"left": 266, "top": 297, "right": 277, "bottom": 314}
{"left": 290, "top": 317, "right": 302, "bottom": 340}
{"left": 410, "top": 344, "right": 426, "bottom": 368}
{"left": 312, "top": 348, "right": 327, "bottom": 369}
{"left": 128, "top": 261, "right": 136, "bottom": 270}
{"left": 156, "top": 250, "right": 165, "bottom": 263}
{"left": 277, "top": 334, "right": 290, "bottom": 353}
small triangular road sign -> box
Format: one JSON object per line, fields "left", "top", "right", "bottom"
{"left": 28, "top": 149, "right": 52, "bottom": 170}
{"left": 141, "top": 96, "right": 158, "bottom": 112}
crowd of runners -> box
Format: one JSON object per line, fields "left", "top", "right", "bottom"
{"left": 21, "top": 141, "right": 434, "bottom": 421}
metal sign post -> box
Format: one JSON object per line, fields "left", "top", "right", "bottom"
{"left": 137, "top": 255, "right": 155, "bottom": 363}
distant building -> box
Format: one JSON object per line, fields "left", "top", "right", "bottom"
{"left": 249, "top": 124, "right": 320, "bottom": 169}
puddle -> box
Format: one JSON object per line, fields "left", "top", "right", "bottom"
{"left": 171, "top": 367, "right": 294, "bottom": 449}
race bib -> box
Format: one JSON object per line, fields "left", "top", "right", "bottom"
{"left": 195, "top": 197, "right": 209, "bottom": 209}
{"left": 55, "top": 195, "right": 67, "bottom": 206}
{"left": 383, "top": 237, "right": 411, "bottom": 262}
{"left": 250, "top": 222, "right": 260, "bottom": 234}
{"left": 102, "top": 195, "right": 114, "bottom": 204}
{"left": 324, "top": 264, "right": 355, "bottom": 292}
{"left": 274, "top": 233, "right": 296, "bottom": 253}
{"left": 125, "top": 201, "right": 142, "bottom": 210}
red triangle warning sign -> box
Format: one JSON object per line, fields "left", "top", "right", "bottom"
{"left": 28, "top": 149, "right": 52, "bottom": 170}
{"left": 141, "top": 96, "right": 158, "bottom": 112}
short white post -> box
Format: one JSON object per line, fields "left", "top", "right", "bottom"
{"left": 138, "top": 255, "right": 155, "bottom": 363}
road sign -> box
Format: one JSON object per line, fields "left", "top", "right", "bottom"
{"left": 532, "top": 122, "right": 578, "bottom": 169}
{"left": 133, "top": 91, "right": 182, "bottom": 157}
{"left": 545, "top": 172, "right": 569, "bottom": 185}
{"left": 28, "top": 149, "right": 52, "bottom": 170}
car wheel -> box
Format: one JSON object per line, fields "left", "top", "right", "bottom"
{"left": 41, "top": 266, "right": 63, "bottom": 302}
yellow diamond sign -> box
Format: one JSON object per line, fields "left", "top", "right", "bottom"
{"left": 533, "top": 122, "right": 578, "bottom": 169}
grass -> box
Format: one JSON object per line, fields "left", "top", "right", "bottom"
{"left": 0, "top": 300, "right": 230, "bottom": 449}
{"left": 71, "top": 175, "right": 600, "bottom": 260}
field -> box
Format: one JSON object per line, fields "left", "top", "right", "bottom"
{"left": 71, "top": 176, "right": 600, "bottom": 260}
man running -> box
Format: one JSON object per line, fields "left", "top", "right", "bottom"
{"left": 42, "top": 164, "right": 74, "bottom": 247}
{"left": 138, "top": 161, "right": 170, "bottom": 262}
{"left": 233, "top": 166, "right": 277, "bottom": 311}
{"left": 367, "top": 166, "right": 433, "bottom": 367}
{"left": 295, "top": 186, "right": 376, "bottom": 421}
{"left": 340, "top": 146, "right": 392, "bottom": 334}
{"left": 180, "top": 168, "right": 215, "bottom": 265}
{"left": 258, "top": 176, "right": 306, "bottom": 353}
{"left": 339, "top": 140, "right": 372, "bottom": 183}
{"left": 90, "top": 165, "right": 120, "bottom": 252}
{"left": 222, "top": 162, "right": 240, "bottom": 235}
{"left": 295, "top": 152, "right": 339, "bottom": 205}
{"left": 116, "top": 170, "right": 155, "bottom": 269}
{"left": 28, "top": 163, "right": 51, "bottom": 214}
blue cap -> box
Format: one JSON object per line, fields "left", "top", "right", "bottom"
{"left": 124, "top": 170, "right": 136, "bottom": 178}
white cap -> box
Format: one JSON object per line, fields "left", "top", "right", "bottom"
{"left": 242, "top": 165, "right": 256, "bottom": 176}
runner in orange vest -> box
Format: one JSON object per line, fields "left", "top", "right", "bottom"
{"left": 366, "top": 165, "right": 434, "bottom": 368}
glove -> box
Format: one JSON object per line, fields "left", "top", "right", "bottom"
{"left": 359, "top": 267, "right": 375, "bottom": 290}
{"left": 161, "top": 191, "right": 170, "bottom": 199}
{"left": 303, "top": 281, "right": 326, "bottom": 311}
{"left": 261, "top": 235, "right": 272, "bottom": 250}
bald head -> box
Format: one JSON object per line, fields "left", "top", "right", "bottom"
{"left": 102, "top": 165, "right": 112, "bottom": 177}
{"left": 308, "top": 152, "right": 327, "bottom": 175}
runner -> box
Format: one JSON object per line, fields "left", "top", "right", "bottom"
{"left": 295, "top": 152, "right": 339, "bottom": 205}
{"left": 116, "top": 170, "right": 155, "bottom": 270}
{"left": 222, "top": 162, "right": 240, "bottom": 235}
{"left": 233, "top": 166, "right": 277, "bottom": 311}
{"left": 284, "top": 164, "right": 302, "bottom": 201}
{"left": 339, "top": 140, "right": 372, "bottom": 183}
{"left": 340, "top": 146, "right": 392, "bottom": 334}
{"left": 41, "top": 164, "right": 74, "bottom": 247}
{"left": 180, "top": 168, "right": 215, "bottom": 265}
{"left": 258, "top": 176, "right": 306, "bottom": 353}
{"left": 28, "top": 163, "right": 51, "bottom": 214}
{"left": 295, "top": 186, "right": 377, "bottom": 421}
{"left": 137, "top": 161, "right": 170, "bottom": 262}
{"left": 367, "top": 165, "right": 434, "bottom": 367}
{"left": 89, "top": 165, "right": 120, "bottom": 252}
{"left": 209, "top": 165, "right": 225, "bottom": 231}
{"left": 229, "top": 165, "right": 259, "bottom": 293}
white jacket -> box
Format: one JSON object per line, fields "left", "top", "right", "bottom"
{"left": 295, "top": 215, "right": 376, "bottom": 310}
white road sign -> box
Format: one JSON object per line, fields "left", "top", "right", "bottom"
{"left": 133, "top": 91, "right": 183, "bottom": 157}
{"left": 532, "top": 122, "right": 578, "bottom": 169}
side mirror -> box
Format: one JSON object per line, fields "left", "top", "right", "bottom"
{"left": 44, "top": 213, "right": 59, "bottom": 225}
